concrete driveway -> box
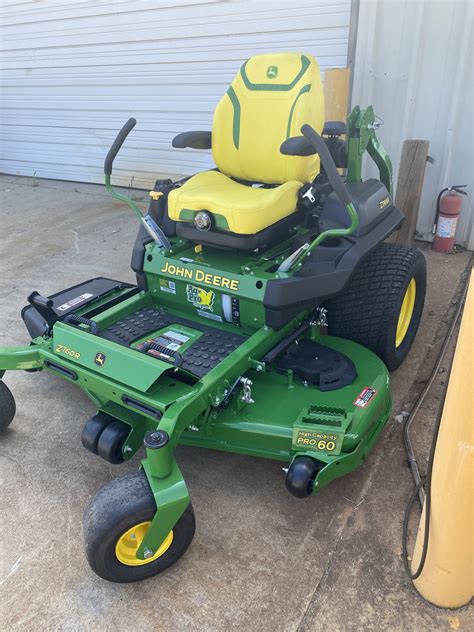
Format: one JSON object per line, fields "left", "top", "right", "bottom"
{"left": 0, "top": 175, "right": 472, "bottom": 631}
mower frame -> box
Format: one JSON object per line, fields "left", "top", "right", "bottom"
{"left": 0, "top": 106, "right": 398, "bottom": 562}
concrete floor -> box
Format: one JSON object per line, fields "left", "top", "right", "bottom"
{"left": 0, "top": 174, "right": 472, "bottom": 631}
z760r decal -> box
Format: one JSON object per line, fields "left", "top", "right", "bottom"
{"left": 55, "top": 344, "right": 81, "bottom": 359}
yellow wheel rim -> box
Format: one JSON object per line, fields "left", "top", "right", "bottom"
{"left": 396, "top": 278, "right": 416, "bottom": 347}
{"left": 115, "top": 522, "right": 173, "bottom": 566}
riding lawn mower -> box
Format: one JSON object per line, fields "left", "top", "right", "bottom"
{"left": 0, "top": 52, "right": 426, "bottom": 582}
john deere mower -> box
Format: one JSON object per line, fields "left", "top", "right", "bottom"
{"left": 0, "top": 53, "right": 426, "bottom": 582}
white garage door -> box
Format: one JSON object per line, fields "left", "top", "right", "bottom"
{"left": 0, "top": 0, "right": 352, "bottom": 187}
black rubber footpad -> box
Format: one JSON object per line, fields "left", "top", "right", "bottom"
{"left": 276, "top": 338, "right": 357, "bottom": 391}
{"left": 99, "top": 306, "right": 246, "bottom": 378}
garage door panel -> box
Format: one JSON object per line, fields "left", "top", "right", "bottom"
{"left": 0, "top": 0, "right": 351, "bottom": 186}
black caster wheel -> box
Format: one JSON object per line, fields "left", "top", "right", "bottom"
{"left": 83, "top": 470, "right": 195, "bottom": 582}
{"left": 81, "top": 413, "right": 114, "bottom": 454}
{"left": 97, "top": 420, "right": 130, "bottom": 464}
{"left": 286, "top": 456, "right": 324, "bottom": 498}
{"left": 0, "top": 381, "right": 16, "bottom": 433}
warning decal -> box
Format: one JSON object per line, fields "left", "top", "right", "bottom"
{"left": 353, "top": 387, "right": 377, "bottom": 408}
{"left": 57, "top": 293, "right": 94, "bottom": 312}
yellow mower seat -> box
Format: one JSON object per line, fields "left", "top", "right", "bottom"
{"left": 169, "top": 52, "right": 324, "bottom": 243}
{"left": 167, "top": 170, "right": 302, "bottom": 234}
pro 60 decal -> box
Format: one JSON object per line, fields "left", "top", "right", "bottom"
{"left": 292, "top": 429, "right": 344, "bottom": 455}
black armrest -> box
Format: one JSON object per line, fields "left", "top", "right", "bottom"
{"left": 172, "top": 131, "right": 212, "bottom": 150}
{"left": 322, "top": 121, "right": 347, "bottom": 136}
{"left": 280, "top": 136, "right": 316, "bottom": 157}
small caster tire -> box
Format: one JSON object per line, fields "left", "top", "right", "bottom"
{"left": 286, "top": 456, "right": 323, "bottom": 498}
{"left": 83, "top": 470, "right": 195, "bottom": 582}
{"left": 81, "top": 413, "right": 113, "bottom": 454}
{"left": 96, "top": 420, "right": 130, "bottom": 464}
{"left": 0, "top": 381, "right": 16, "bottom": 433}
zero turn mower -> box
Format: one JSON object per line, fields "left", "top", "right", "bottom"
{"left": 0, "top": 53, "right": 426, "bottom": 582}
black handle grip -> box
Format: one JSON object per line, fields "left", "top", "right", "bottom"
{"left": 301, "top": 124, "right": 352, "bottom": 207}
{"left": 104, "top": 118, "right": 137, "bottom": 175}
{"left": 64, "top": 314, "right": 100, "bottom": 335}
{"left": 28, "top": 291, "right": 54, "bottom": 309}
{"left": 141, "top": 341, "right": 183, "bottom": 366}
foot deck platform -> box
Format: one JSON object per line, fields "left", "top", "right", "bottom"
{"left": 99, "top": 306, "right": 246, "bottom": 378}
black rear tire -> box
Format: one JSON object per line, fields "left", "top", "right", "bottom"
{"left": 0, "top": 381, "right": 16, "bottom": 433}
{"left": 324, "top": 243, "right": 426, "bottom": 371}
{"left": 83, "top": 470, "right": 195, "bottom": 583}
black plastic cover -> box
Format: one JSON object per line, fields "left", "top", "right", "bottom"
{"left": 319, "top": 179, "right": 393, "bottom": 237}
{"left": 276, "top": 338, "right": 357, "bottom": 391}
{"left": 176, "top": 212, "right": 300, "bottom": 251}
{"left": 263, "top": 205, "right": 404, "bottom": 328}
{"left": 21, "top": 278, "right": 136, "bottom": 339}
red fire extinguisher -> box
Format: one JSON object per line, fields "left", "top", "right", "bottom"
{"left": 432, "top": 185, "right": 467, "bottom": 253}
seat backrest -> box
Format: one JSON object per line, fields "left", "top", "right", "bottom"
{"left": 212, "top": 52, "right": 324, "bottom": 185}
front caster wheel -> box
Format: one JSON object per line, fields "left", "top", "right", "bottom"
{"left": 286, "top": 456, "right": 324, "bottom": 498}
{"left": 81, "top": 412, "right": 113, "bottom": 454}
{"left": 96, "top": 420, "right": 130, "bottom": 464}
{"left": 0, "top": 381, "right": 16, "bottom": 433}
{"left": 83, "top": 470, "right": 195, "bottom": 583}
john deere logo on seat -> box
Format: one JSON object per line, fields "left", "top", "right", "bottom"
{"left": 94, "top": 352, "right": 106, "bottom": 367}
{"left": 266, "top": 65, "right": 278, "bottom": 79}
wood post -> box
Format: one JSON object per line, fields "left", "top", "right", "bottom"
{"left": 324, "top": 67, "right": 351, "bottom": 122}
{"left": 391, "top": 140, "right": 430, "bottom": 245}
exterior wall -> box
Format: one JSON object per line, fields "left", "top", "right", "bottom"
{"left": 351, "top": 0, "right": 473, "bottom": 248}
{"left": 0, "top": 0, "right": 351, "bottom": 188}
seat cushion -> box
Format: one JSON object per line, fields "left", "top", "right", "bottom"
{"left": 168, "top": 170, "right": 302, "bottom": 235}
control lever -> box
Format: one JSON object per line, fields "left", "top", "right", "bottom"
{"left": 278, "top": 125, "right": 359, "bottom": 273}
{"left": 104, "top": 119, "right": 171, "bottom": 249}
